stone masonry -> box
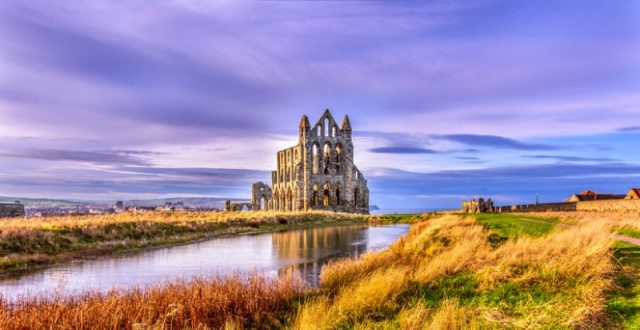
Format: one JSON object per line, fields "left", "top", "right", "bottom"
{"left": 250, "top": 109, "right": 369, "bottom": 213}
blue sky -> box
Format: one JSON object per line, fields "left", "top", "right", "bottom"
{"left": 0, "top": 0, "right": 639, "bottom": 210}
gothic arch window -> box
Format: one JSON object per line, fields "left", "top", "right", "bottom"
{"left": 332, "top": 126, "right": 337, "bottom": 137}
{"left": 317, "top": 127, "right": 322, "bottom": 137}
{"left": 324, "top": 118, "right": 330, "bottom": 137}
{"left": 312, "top": 143, "right": 320, "bottom": 174}
{"left": 313, "top": 184, "right": 319, "bottom": 206}
{"left": 323, "top": 143, "right": 332, "bottom": 175}
{"left": 354, "top": 188, "right": 360, "bottom": 207}
{"left": 286, "top": 188, "right": 293, "bottom": 211}
{"left": 259, "top": 196, "right": 266, "bottom": 210}
{"left": 335, "top": 184, "right": 341, "bottom": 206}
{"left": 323, "top": 183, "right": 331, "bottom": 206}
{"left": 335, "top": 144, "right": 343, "bottom": 174}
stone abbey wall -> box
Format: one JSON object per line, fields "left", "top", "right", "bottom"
{"left": 248, "top": 109, "right": 369, "bottom": 214}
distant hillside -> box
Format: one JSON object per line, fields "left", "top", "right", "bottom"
{"left": 0, "top": 196, "right": 89, "bottom": 207}
{"left": 0, "top": 196, "right": 241, "bottom": 208}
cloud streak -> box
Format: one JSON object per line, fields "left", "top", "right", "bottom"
{"left": 368, "top": 146, "right": 439, "bottom": 154}
{"left": 0, "top": 149, "right": 164, "bottom": 166}
{"left": 523, "top": 155, "right": 617, "bottom": 162}
{"left": 438, "top": 134, "right": 561, "bottom": 150}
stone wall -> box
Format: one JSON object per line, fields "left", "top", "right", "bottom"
{"left": 576, "top": 199, "right": 640, "bottom": 211}
{"left": 497, "top": 202, "right": 577, "bottom": 213}
{"left": 495, "top": 199, "right": 640, "bottom": 213}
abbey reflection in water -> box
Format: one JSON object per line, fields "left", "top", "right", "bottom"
{"left": 272, "top": 225, "right": 386, "bottom": 286}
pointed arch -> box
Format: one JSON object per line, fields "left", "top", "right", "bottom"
{"left": 324, "top": 118, "right": 330, "bottom": 136}
{"left": 312, "top": 183, "right": 320, "bottom": 207}
{"left": 335, "top": 143, "right": 343, "bottom": 174}
{"left": 323, "top": 183, "right": 332, "bottom": 206}
{"left": 335, "top": 183, "right": 342, "bottom": 206}
{"left": 323, "top": 142, "right": 332, "bottom": 175}
{"left": 312, "top": 143, "right": 320, "bottom": 175}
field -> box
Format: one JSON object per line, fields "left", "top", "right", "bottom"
{"left": 1, "top": 211, "right": 636, "bottom": 329}
{"left": 0, "top": 210, "right": 377, "bottom": 275}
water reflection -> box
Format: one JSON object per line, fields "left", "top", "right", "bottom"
{"left": 0, "top": 224, "right": 408, "bottom": 301}
{"left": 273, "top": 225, "right": 369, "bottom": 286}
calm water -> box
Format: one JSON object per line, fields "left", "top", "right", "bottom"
{"left": 0, "top": 224, "right": 409, "bottom": 301}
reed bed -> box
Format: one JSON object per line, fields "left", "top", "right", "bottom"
{"left": 0, "top": 273, "right": 306, "bottom": 330}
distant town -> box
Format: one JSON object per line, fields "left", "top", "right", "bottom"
{"left": 0, "top": 197, "right": 233, "bottom": 218}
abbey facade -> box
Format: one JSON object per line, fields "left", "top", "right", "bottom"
{"left": 251, "top": 109, "right": 369, "bottom": 214}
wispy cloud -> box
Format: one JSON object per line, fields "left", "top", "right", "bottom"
{"left": 438, "top": 134, "right": 560, "bottom": 150}
{"left": 0, "top": 149, "right": 163, "bottom": 166}
{"left": 368, "top": 146, "right": 439, "bottom": 154}
{"left": 523, "top": 155, "right": 617, "bottom": 162}
{"left": 618, "top": 126, "right": 640, "bottom": 132}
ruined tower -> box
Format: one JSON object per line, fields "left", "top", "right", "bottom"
{"left": 250, "top": 109, "right": 369, "bottom": 213}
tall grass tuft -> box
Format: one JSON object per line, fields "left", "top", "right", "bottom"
{"left": 0, "top": 273, "right": 305, "bottom": 330}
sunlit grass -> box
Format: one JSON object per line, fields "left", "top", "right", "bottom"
{"left": 0, "top": 212, "right": 632, "bottom": 328}
{"left": 0, "top": 210, "right": 371, "bottom": 272}
{"left": 0, "top": 273, "right": 306, "bottom": 329}
{"left": 294, "top": 215, "right": 615, "bottom": 329}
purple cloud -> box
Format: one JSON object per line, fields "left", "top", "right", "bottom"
{"left": 0, "top": 0, "right": 638, "bottom": 206}
{"left": 369, "top": 146, "right": 439, "bottom": 154}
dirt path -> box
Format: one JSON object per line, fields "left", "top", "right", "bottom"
{"left": 517, "top": 217, "right": 640, "bottom": 246}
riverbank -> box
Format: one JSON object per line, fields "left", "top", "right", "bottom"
{"left": 0, "top": 211, "right": 425, "bottom": 276}
{"left": 0, "top": 213, "right": 625, "bottom": 328}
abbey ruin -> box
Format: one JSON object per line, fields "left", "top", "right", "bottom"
{"left": 249, "top": 109, "right": 369, "bottom": 214}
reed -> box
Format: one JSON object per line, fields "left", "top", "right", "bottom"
{"left": 0, "top": 273, "right": 306, "bottom": 330}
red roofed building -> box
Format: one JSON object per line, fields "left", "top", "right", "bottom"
{"left": 626, "top": 188, "right": 640, "bottom": 200}
{"left": 564, "top": 190, "right": 625, "bottom": 202}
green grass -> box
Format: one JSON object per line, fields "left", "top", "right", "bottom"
{"left": 473, "top": 213, "right": 558, "bottom": 240}
{"left": 614, "top": 227, "right": 640, "bottom": 240}
{"left": 374, "top": 213, "right": 423, "bottom": 224}
{"left": 608, "top": 241, "right": 640, "bottom": 329}
{"left": 469, "top": 214, "right": 640, "bottom": 328}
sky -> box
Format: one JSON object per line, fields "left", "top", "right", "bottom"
{"left": 0, "top": 0, "right": 639, "bottom": 211}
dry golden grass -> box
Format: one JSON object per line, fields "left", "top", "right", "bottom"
{"left": 517, "top": 211, "right": 640, "bottom": 230}
{"left": 0, "top": 210, "right": 368, "bottom": 272}
{"left": 0, "top": 213, "right": 621, "bottom": 329}
{"left": 294, "top": 214, "right": 616, "bottom": 329}
{"left": 0, "top": 210, "right": 368, "bottom": 231}
{"left": 0, "top": 273, "right": 305, "bottom": 330}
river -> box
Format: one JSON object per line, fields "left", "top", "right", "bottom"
{"left": 0, "top": 223, "right": 409, "bottom": 301}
